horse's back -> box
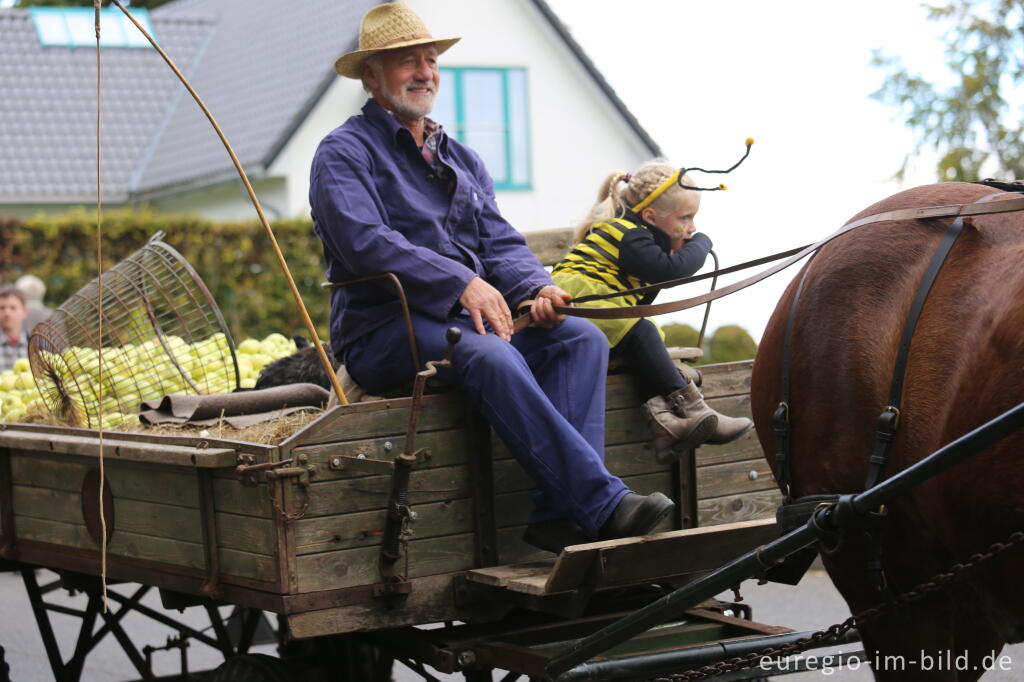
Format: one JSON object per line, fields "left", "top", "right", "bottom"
{"left": 753, "top": 182, "right": 1024, "bottom": 492}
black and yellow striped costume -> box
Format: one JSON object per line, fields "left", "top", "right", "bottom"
{"left": 552, "top": 218, "right": 654, "bottom": 346}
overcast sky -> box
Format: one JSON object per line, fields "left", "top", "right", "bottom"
{"left": 545, "top": 0, "right": 947, "bottom": 341}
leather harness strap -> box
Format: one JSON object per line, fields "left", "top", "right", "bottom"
{"left": 772, "top": 253, "right": 817, "bottom": 501}
{"left": 536, "top": 192, "right": 1024, "bottom": 323}
{"left": 863, "top": 215, "right": 972, "bottom": 489}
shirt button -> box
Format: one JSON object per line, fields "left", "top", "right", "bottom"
{"left": 426, "top": 173, "right": 435, "bottom": 181}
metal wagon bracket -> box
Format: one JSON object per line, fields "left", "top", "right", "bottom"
{"left": 377, "top": 327, "right": 462, "bottom": 593}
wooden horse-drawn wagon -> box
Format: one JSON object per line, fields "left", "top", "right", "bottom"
{"left": 0, "top": 228, "right": 814, "bottom": 681}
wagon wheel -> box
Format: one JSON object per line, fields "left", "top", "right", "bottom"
{"left": 207, "top": 653, "right": 296, "bottom": 682}
{"left": 278, "top": 632, "right": 394, "bottom": 681}
{"left": 19, "top": 567, "right": 279, "bottom": 680}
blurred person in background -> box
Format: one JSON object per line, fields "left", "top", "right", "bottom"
{"left": 15, "top": 274, "right": 51, "bottom": 333}
{"left": 0, "top": 286, "right": 29, "bottom": 372}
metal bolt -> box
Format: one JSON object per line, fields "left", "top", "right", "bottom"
{"left": 383, "top": 441, "right": 394, "bottom": 452}
{"left": 409, "top": 511, "right": 418, "bottom": 521}
{"left": 331, "top": 457, "right": 341, "bottom": 467}
{"left": 357, "top": 453, "right": 366, "bottom": 460}
{"left": 457, "top": 650, "right": 476, "bottom": 668}
{"left": 748, "top": 470, "right": 759, "bottom": 481}
{"left": 723, "top": 609, "right": 735, "bottom": 618}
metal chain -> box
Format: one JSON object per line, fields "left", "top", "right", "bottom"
{"left": 651, "top": 530, "right": 1024, "bottom": 681}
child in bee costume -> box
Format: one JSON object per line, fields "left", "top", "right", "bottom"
{"left": 553, "top": 161, "right": 753, "bottom": 463}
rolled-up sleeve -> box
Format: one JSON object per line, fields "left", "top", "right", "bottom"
{"left": 311, "top": 137, "right": 476, "bottom": 321}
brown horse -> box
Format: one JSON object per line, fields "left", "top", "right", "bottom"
{"left": 751, "top": 181, "right": 1024, "bottom": 680}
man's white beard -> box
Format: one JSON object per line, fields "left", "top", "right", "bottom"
{"left": 381, "top": 81, "right": 435, "bottom": 120}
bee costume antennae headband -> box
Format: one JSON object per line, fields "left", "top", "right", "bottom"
{"left": 630, "top": 138, "right": 754, "bottom": 212}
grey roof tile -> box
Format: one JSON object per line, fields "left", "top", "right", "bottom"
{"left": 0, "top": 7, "right": 213, "bottom": 202}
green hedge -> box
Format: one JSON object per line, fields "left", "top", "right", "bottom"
{"left": 0, "top": 209, "right": 330, "bottom": 341}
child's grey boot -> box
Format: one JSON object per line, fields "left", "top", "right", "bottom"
{"left": 669, "top": 383, "right": 754, "bottom": 446}
{"left": 641, "top": 394, "right": 717, "bottom": 464}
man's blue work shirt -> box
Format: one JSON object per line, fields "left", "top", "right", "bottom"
{"left": 310, "top": 99, "right": 551, "bottom": 359}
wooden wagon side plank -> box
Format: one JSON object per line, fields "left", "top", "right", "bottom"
{"left": 696, "top": 458, "right": 777, "bottom": 500}
{"left": 294, "top": 532, "right": 476, "bottom": 593}
{"left": 286, "top": 396, "right": 465, "bottom": 449}
{"left": 293, "top": 498, "right": 475, "bottom": 556}
{"left": 697, "top": 488, "right": 783, "bottom": 526}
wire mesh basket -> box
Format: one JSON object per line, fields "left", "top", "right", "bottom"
{"left": 28, "top": 233, "right": 240, "bottom": 429}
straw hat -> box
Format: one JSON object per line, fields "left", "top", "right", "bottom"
{"left": 335, "top": 2, "right": 460, "bottom": 79}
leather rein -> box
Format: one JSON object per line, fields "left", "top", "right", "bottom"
{"left": 514, "top": 191, "right": 1024, "bottom": 332}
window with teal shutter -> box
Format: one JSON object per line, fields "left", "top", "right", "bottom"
{"left": 433, "top": 67, "right": 532, "bottom": 191}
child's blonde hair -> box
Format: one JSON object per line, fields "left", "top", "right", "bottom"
{"left": 574, "top": 160, "right": 694, "bottom": 244}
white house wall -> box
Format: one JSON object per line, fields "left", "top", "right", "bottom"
{"left": 270, "top": 0, "right": 654, "bottom": 232}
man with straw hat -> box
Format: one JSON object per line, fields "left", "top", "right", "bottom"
{"left": 310, "top": 2, "right": 673, "bottom": 551}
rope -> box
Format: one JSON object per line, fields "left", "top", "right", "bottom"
{"left": 108, "top": 0, "right": 348, "bottom": 406}
{"left": 93, "top": 0, "right": 109, "bottom": 614}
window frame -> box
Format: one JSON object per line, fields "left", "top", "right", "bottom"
{"left": 30, "top": 6, "right": 156, "bottom": 49}
{"left": 439, "top": 66, "right": 533, "bottom": 192}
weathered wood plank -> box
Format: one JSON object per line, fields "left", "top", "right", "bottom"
{"left": 10, "top": 454, "right": 202, "bottom": 508}
{"left": 14, "top": 515, "right": 207, "bottom": 569}
{"left": 295, "top": 533, "right": 476, "bottom": 593}
{"left": 302, "top": 466, "right": 470, "bottom": 519}
{"left": 14, "top": 486, "right": 206, "bottom": 544}
{"left": 219, "top": 546, "right": 280, "bottom": 584}
{"left": 212, "top": 477, "right": 272, "bottom": 518}
{"left": 286, "top": 573, "right": 459, "bottom": 638}
{"left": 0, "top": 431, "right": 235, "bottom": 468}
{"left": 14, "top": 515, "right": 93, "bottom": 549}
{"left": 290, "top": 429, "right": 470, "bottom": 483}
{"left": 697, "top": 458, "right": 777, "bottom": 500}
{"left": 108, "top": 530, "right": 206, "bottom": 569}
{"left": 293, "top": 498, "right": 474, "bottom": 555}
{"left": 12, "top": 486, "right": 81, "bottom": 525}
{"left": 697, "top": 360, "right": 754, "bottom": 399}
{"left": 695, "top": 428, "right": 763, "bottom": 468}
{"left": 698, "top": 488, "right": 782, "bottom": 526}
{"left": 114, "top": 499, "right": 204, "bottom": 544}
{"left": 544, "top": 518, "right": 777, "bottom": 594}
{"left": 216, "top": 512, "right": 277, "bottom": 556}
{"left": 524, "top": 227, "right": 574, "bottom": 266}
{"left": 463, "top": 561, "right": 555, "bottom": 589}
{"left": 288, "top": 397, "right": 465, "bottom": 449}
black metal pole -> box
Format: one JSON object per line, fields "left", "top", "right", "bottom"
{"left": 547, "top": 401, "right": 1024, "bottom": 679}
{"left": 556, "top": 628, "right": 861, "bottom": 681}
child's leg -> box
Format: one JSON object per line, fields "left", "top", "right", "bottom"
{"left": 610, "top": 319, "right": 686, "bottom": 400}
{"left": 613, "top": 320, "right": 716, "bottom": 461}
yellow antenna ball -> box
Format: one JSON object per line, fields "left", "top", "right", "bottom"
{"left": 719, "top": 183, "right": 728, "bottom": 191}
{"left": 745, "top": 137, "right": 755, "bottom": 146}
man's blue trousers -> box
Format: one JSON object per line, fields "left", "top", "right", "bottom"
{"left": 343, "top": 314, "right": 630, "bottom": 537}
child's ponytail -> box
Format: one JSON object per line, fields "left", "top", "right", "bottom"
{"left": 573, "top": 170, "right": 630, "bottom": 244}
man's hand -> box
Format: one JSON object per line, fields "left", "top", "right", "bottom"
{"left": 460, "top": 276, "right": 513, "bottom": 341}
{"left": 525, "top": 285, "right": 571, "bottom": 328}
